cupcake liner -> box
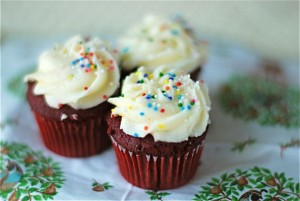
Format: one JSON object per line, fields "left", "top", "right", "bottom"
{"left": 33, "top": 112, "right": 111, "bottom": 157}
{"left": 110, "top": 135, "right": 206, "bottom": 190}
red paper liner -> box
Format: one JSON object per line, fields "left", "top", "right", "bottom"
{"left": 110, "top": 135, "right": 206, "bottom": 190}
{"left": 33, "top": 112, "right": 111, "bottom": 157}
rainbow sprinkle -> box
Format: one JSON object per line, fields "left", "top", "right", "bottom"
{"left": 128, "top": 70, "right": 198, "bottom": 118}
{"left": 68, "top": 41, "right": 116, "bottom": 93}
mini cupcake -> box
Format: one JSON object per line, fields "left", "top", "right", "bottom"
{"left": 118, "top": 15, "right": 207, "bottom": 80}
{"left": 107, "top": 67, "right": 211, "bottom": 190}
{"left": 25, "top": 35, "right": 120, "bottom": 157}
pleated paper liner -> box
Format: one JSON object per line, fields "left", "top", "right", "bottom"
{"left": 110, "top": 135, "right": 206, "bottom": 191}
{"left": 33, "top": 112, "right": 111, "bottom": 157}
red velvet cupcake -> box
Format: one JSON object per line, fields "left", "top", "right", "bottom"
{"left": 107, "top": 67, "right": 211, "bottom": 190}
{"left": 118, "top": 15, "right": 208, "bottom": 81}
{"left": 24, "top": 35, "right": 120, "bottom": 157}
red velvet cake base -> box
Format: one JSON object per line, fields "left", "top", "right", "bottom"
{"left": 107, "top": 116, "right": 208, "bottom": 190}
{"left": 34, "top": 112, "right": 111, "bottom": 157}
{"left": 27, "top": 82, "right": 112, "bottom": 157}
{"left": 110, "top": 136, "right": 205, "bottom": 190}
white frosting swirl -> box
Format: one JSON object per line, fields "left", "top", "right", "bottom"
{"left": 25, "top": 35, "right": 120, "bottom": 109}
{"left": 108, "top": 67, "right": 211, "bottom": 143}
{"left": 119, "top": 15, "right": 207, "bottom": 73}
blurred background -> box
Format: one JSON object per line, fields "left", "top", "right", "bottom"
{"left": 2, "top": 1, "right": 299, "bottom": 62}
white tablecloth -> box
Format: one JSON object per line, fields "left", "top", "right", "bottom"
{"left": 1, "top": 37, "right": 299, "bottom": 201}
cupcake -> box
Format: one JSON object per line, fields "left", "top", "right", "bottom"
{"left": 107, "top": 67, "right": 211, "bottom": 190}
{"left": 25, "top": 35, "right": 120, "bottom": 157}
{"left": 118, "top": 15, "right": 207, "bottom": 81}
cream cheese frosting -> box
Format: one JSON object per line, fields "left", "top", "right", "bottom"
{"left": 108, "top": 67, "right": 211, "bottom": 143}
{"left": 25, "top": 35, "right": 120, "bottom": 109}
{"left": 119, "top": 15, "right": 207, "bottom": 73}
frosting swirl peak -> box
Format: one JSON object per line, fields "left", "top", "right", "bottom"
{"left": 108, "top": 67, "right": 211, "bottom": 143}
{"left": 25, "top": 35, "right": 120, "bottom": 109}
{"left": 119, "top": 15, "right": 206, "bottom": 73}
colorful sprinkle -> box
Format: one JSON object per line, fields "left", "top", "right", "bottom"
{"left": 84, "top": 86, "right": 88, "bottom": 90}
{"left": 158, "top": 124, "right": 165, "bottom": 130}
{"left": 160, "top": 108, "right": 165, "bottom": 113}
{"left": 159, "top": 72, "right": 164, "bottom": 77}
{"left": 147, "top": 103, "right": 152, "bottom": 108}
{"left": 139, "top": 112, "right": 145, "bottom": 116}
{"left": 123, "top": 47, "right": 129, "bottom": 53}
{"left": 153, "top": 106, "right": 158, "bottom": 111}
{"left": 176, "top": 82, "right": 182, "bottom": 87}
{"left": 102, "top": 95, "right": 108, "bottom": 99}
{"left": 144, "top": 126, "right": 149, "bottom": 131}
{"left": 58, "top": 103, "right": 63, "bottom": 109}
{"left": 68, "top": 74, "right": 73, "bottom": 80}
{"left": 133, "top": 133, "right": 138, "bottom": 138}
{"left": 137, "top": 79, "right": 144, "bottom": 84}
{"left": 171, "top": 29, "right": 180, "bottom": 35}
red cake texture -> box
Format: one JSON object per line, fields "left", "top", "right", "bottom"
{"left": 107, "top": 115, "right": 208, "bottom": 190}
{"left": 27, "top": 82, "right": 112, "bottom": 157}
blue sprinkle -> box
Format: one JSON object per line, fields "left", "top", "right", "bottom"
{"left": 172, "top": 86, "right": 177, "bottom": 89}
{"left": 143, "top": 74, "right": 148, "bottom": 78}
{"left": 87, "top": 47, "right": 91, "bottom": 51}
{"left": 136, "top": 80, "right": 140, "bottom": 84}
{"left": 146, "top": 95, "right": 151, "bottom": 100}
{"left": 168, "top": 97, "right": 173, "bottom": 100}
{"left": 71, "top": 60, "right": 77, "bottom": 65}
{"left": 80, "top": 64, "right": 85, "bottom": 68}
{"left": 178, "top": 95, "right": 182, "bottom": 100}
{"left": 87, "top": 63, "right": 91, "bottom": 67}
{"left": 153, "top": 106, "right": 158, "bottom": 111}
{"left": 80, "top": 57, "right": 84, "bottom": 61}
{"left": 133, "top": 133, "right": 139, "bottom": 138}
{"left": 187, "top": 105, "right": 191, "bottom": 110}
{"left": 139, "top": 112, "right": 145, "bottom": 116}
{"left": 171, "top": 29, "right": 179, "bottom": 35}
{"left": 123, "top": 47, "right": 129, "bottom": 53}
{"left": 169, "top": 77, "right": 174, "bottom": 81}
{"left": 180, "top": 107, "right": 185, "bottom": 111}
{"left": 147, "top": 103, "right": 152, "bottom": 108}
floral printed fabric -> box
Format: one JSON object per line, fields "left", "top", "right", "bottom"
{"left": 1, "top": 37, "right": 299, "bottom": 200}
